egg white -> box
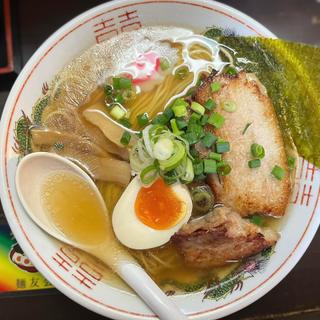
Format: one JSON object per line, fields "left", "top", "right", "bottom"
{"left": 112, "top": 176, "right": 192, "bottom": 250}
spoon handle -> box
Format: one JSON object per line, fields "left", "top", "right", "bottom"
{"left": 117, "top": 262, "right": 187, "bottom": 320}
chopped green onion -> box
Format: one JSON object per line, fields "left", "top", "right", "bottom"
{"left": 222, "top": 100, "right": 237, "bottom": 113}
{"left": 140, "top": 164, "right": 158, "bottom": 185}
{"left": 248, "top": 159, "right": 261, "bottom": 168}
{"left": 113, "top": 77, "right": 132, "bottom": 90}
{"left": 163, "top": 107, "right": 174, "bottom": 120}
{"left": 170, "top": 119, "right": 183, "bottom": 136}
{"left": 176, "top": 118, "right": 188, "bottom": 129}
{"left": 104, "top": 84, "right": 113, "bottom": 96}
{"left": 204, "top": 159, "right": 217, "bottom": 174}
{"left": 182, "top": 132, "right": 199, "bottom": 145}
{"left": 188, "top": 113, "right": 202, "bottom": 124}
{"left": 217, "top": 162, "right": 232, "bottom": 176}
{"left": 175, "top": 66, "right": 189, "bottom": 79}
{"left": 161, "top": 170, "right": 179, "bottom": 185}
{"left": 159, "top": 141, "right": 186, "bottom": 171}
{"left": 118, "top": 117, "right": 132, "bottom": 128}
{"left": 208, "top": 152, "right": 222, "bottom": 162}
{"left": 225, "top": 66, "right": 238, "bottom": 76}
{"left": 204, "top": 98, "right": 216, "bottom": 110}
{"left": 200, "top": 114, "right": 209, "bottom": 125}
{"left": 137, "top": 112, "right": 149, "bottom": 127}
{"left": 114, "top": 93, "right": 124, "bottom": 104}
{"left": 160, "top": 57, "right": 170, "bottom": 71}
{"left": 216, "top": 141, "right": 230, "bottom": 153}
{"left": 110, "top": 105, "right": 126, "bottom": 120}
{"left": 288, "top": 156, "right": 296, "bottom": 170}
{"left": 153, "top": 138, "right": 174, "bottom": 160}
{"left": 211, "top": 82, "right": 222, "bottom": 92}
{"left": 201, "top": 132, "right": 217, "bottom": 148}
{"left": 242, "top": 122, "right": 252, "bottom": 135}
{"left": 190, "top": 147, "right": 199, "bottom": 158}
{"left": 172, "top": 99, "right": 188, "bottom": 117}
{"left": 251, "top": 143, "right": 265, "bottom": 159}
{"left": 271, "top": 165, "right": 285, "bottom": 180}
{"left": 187, "top": 123, "right": 204, "bottom": 139}
{"left": 208, "top": 112, "right": 225, "bottom": 128}
{"left": 191, "top": 102, "right": 205, "bottom": 115}
{"left": 182, "top": 158, "right": 194, "bottom": 183}
{"left": 250, "top": 215, "right": 263, "bottom": 226}
{"left": 151, "top": 114, "right": 169, "bottom": 125}
{"left": 120, "top": 131, "right": 131, "bottom": 146}
{"left": 193, "top": 160, "right": 204, "bottom": 175}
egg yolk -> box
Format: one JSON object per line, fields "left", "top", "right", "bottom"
{"left": 135, "top": 178, "right": 185, "bottom": 230}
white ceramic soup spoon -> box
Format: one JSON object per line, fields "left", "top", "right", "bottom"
{"left": 15, "top": 152, "right": 187, "bottom": 320}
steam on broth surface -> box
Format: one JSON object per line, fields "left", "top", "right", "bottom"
{"left": 27, "top": 26, "right": 287, "bottom": 293}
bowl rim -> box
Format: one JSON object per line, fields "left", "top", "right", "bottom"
{"left": 1, "top": 1, "right": 319, "bottom": 319}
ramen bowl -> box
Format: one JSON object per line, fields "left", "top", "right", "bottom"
{"left": 1, "top": 1, "right": 319, "bottom": 319}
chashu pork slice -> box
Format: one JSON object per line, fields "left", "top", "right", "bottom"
{"left": 172, "top": 206, "right": 279, "bottom": 268}
{"left": 195, "top": 72, "right": 292, "bottom": 217}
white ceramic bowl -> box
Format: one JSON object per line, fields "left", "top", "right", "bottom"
{"left": 1, "top": 1, "right": 320, "bottom": 319}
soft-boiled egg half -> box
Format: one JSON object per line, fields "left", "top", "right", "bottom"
{"left": 112, "top": 176, "right": 192, "bottom": 250}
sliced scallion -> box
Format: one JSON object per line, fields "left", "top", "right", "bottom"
{"left": 288, "top": 156, "right": 296, "bottom": 170}
{"left": 190, "top": 147, "right": 199, "bottom": 158}
{"left": 222, "top": 100, "right": 237, "bottom": 113}
{"left": 200, "top": 114, "right": 209, "bottom": 125}
{"left": 118, "top": 117, "right": 132, "bottom": 128}
{"left": 251, "top": 143, "right": 265, "bottom": 159}
{"left": 151, "top": 114, "right": 169, "bottom": 125}
{"left": 217, "top": 162, "right": 232, "bottom": 176}
{"left": 204, "top": 159, "right": 217, "bottom": 174}
{"left": 113, "top": 77, "right": 132, "bottom": 90}
{"left": 153, "top": 138, "right": 174, "bottom": 161}
{"left": 163, "top": 107, "right": 174, "bottom": 120}
{"left": 248, "top": 159, "right": 261, "bottom": 169}
{"left": 216, "top": 141, "right": 230, "bottom": 153}
{"left": 210, "top": 82, "right": 221, "bottom": 92}
{"left": 170, "top": 119, "right": 183, "bottom": 136}
{"left": 114, "top": 93, "right": 124, "bottom": 104}
{"left": 193, "top": 160, "right": 204, "bottom": 175}
{"left": 182, "top": 132, "right": 199, "bottom": 145}
{"left": 172, "top": 99, "right": 188, "bottom": 117}
{"left": 187, "top": 123, "right": 204, "bottom": 139}
{"left": 191, "top": 102, "right": 205, "bottom": 115}
{"left": 182, "top": 158, "right": 194, "bottom": 183}
{"left": 120, "top": 131, "right": 131, "bottom": 146}
{"left": 204, "top": 98, "right": 216, "bottom": 110}
{"left": 176, "top": 118, "right": 188, "bottom": 130}
{"left": 271, "top": 165, "right": 285, "bottom": 180}
{"left": 208, "top": 152, "right": 222, "bottom": 162}
{"left": 159, "top": 141, "right": 186, "bottom": 171}
{"left": 104, "top": 84, "right": 113, "bottom": 96}
{"left": 140, "top": 164, "right": 158, "bottom": 185}
{"left": 211, "top": 82, "right": 222, "bottom": 92}
{"left": 201, "top": 132, "right": 217, "bottom": 148}
{"left": 208, "top": 112, "right": 225, "bottom": 128}
{"left": 110, "top": 105, "right": 126, "bottom": 120}
{"left": 188, "top": 113, "right": 202, "bottom": 124}
{"left": 137, "top": 112, "right": 149, "bottom": 127}
{"left": 225, "top": 66, "right": 238, "bottom": 76}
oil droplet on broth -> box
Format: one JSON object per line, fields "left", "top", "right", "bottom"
{"left": 41, "top": 170, "right": 109, "bottom": 246}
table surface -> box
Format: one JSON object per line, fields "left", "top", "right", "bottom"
{"left": 1, "top": 0, "right": 320, "bottom": 319}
